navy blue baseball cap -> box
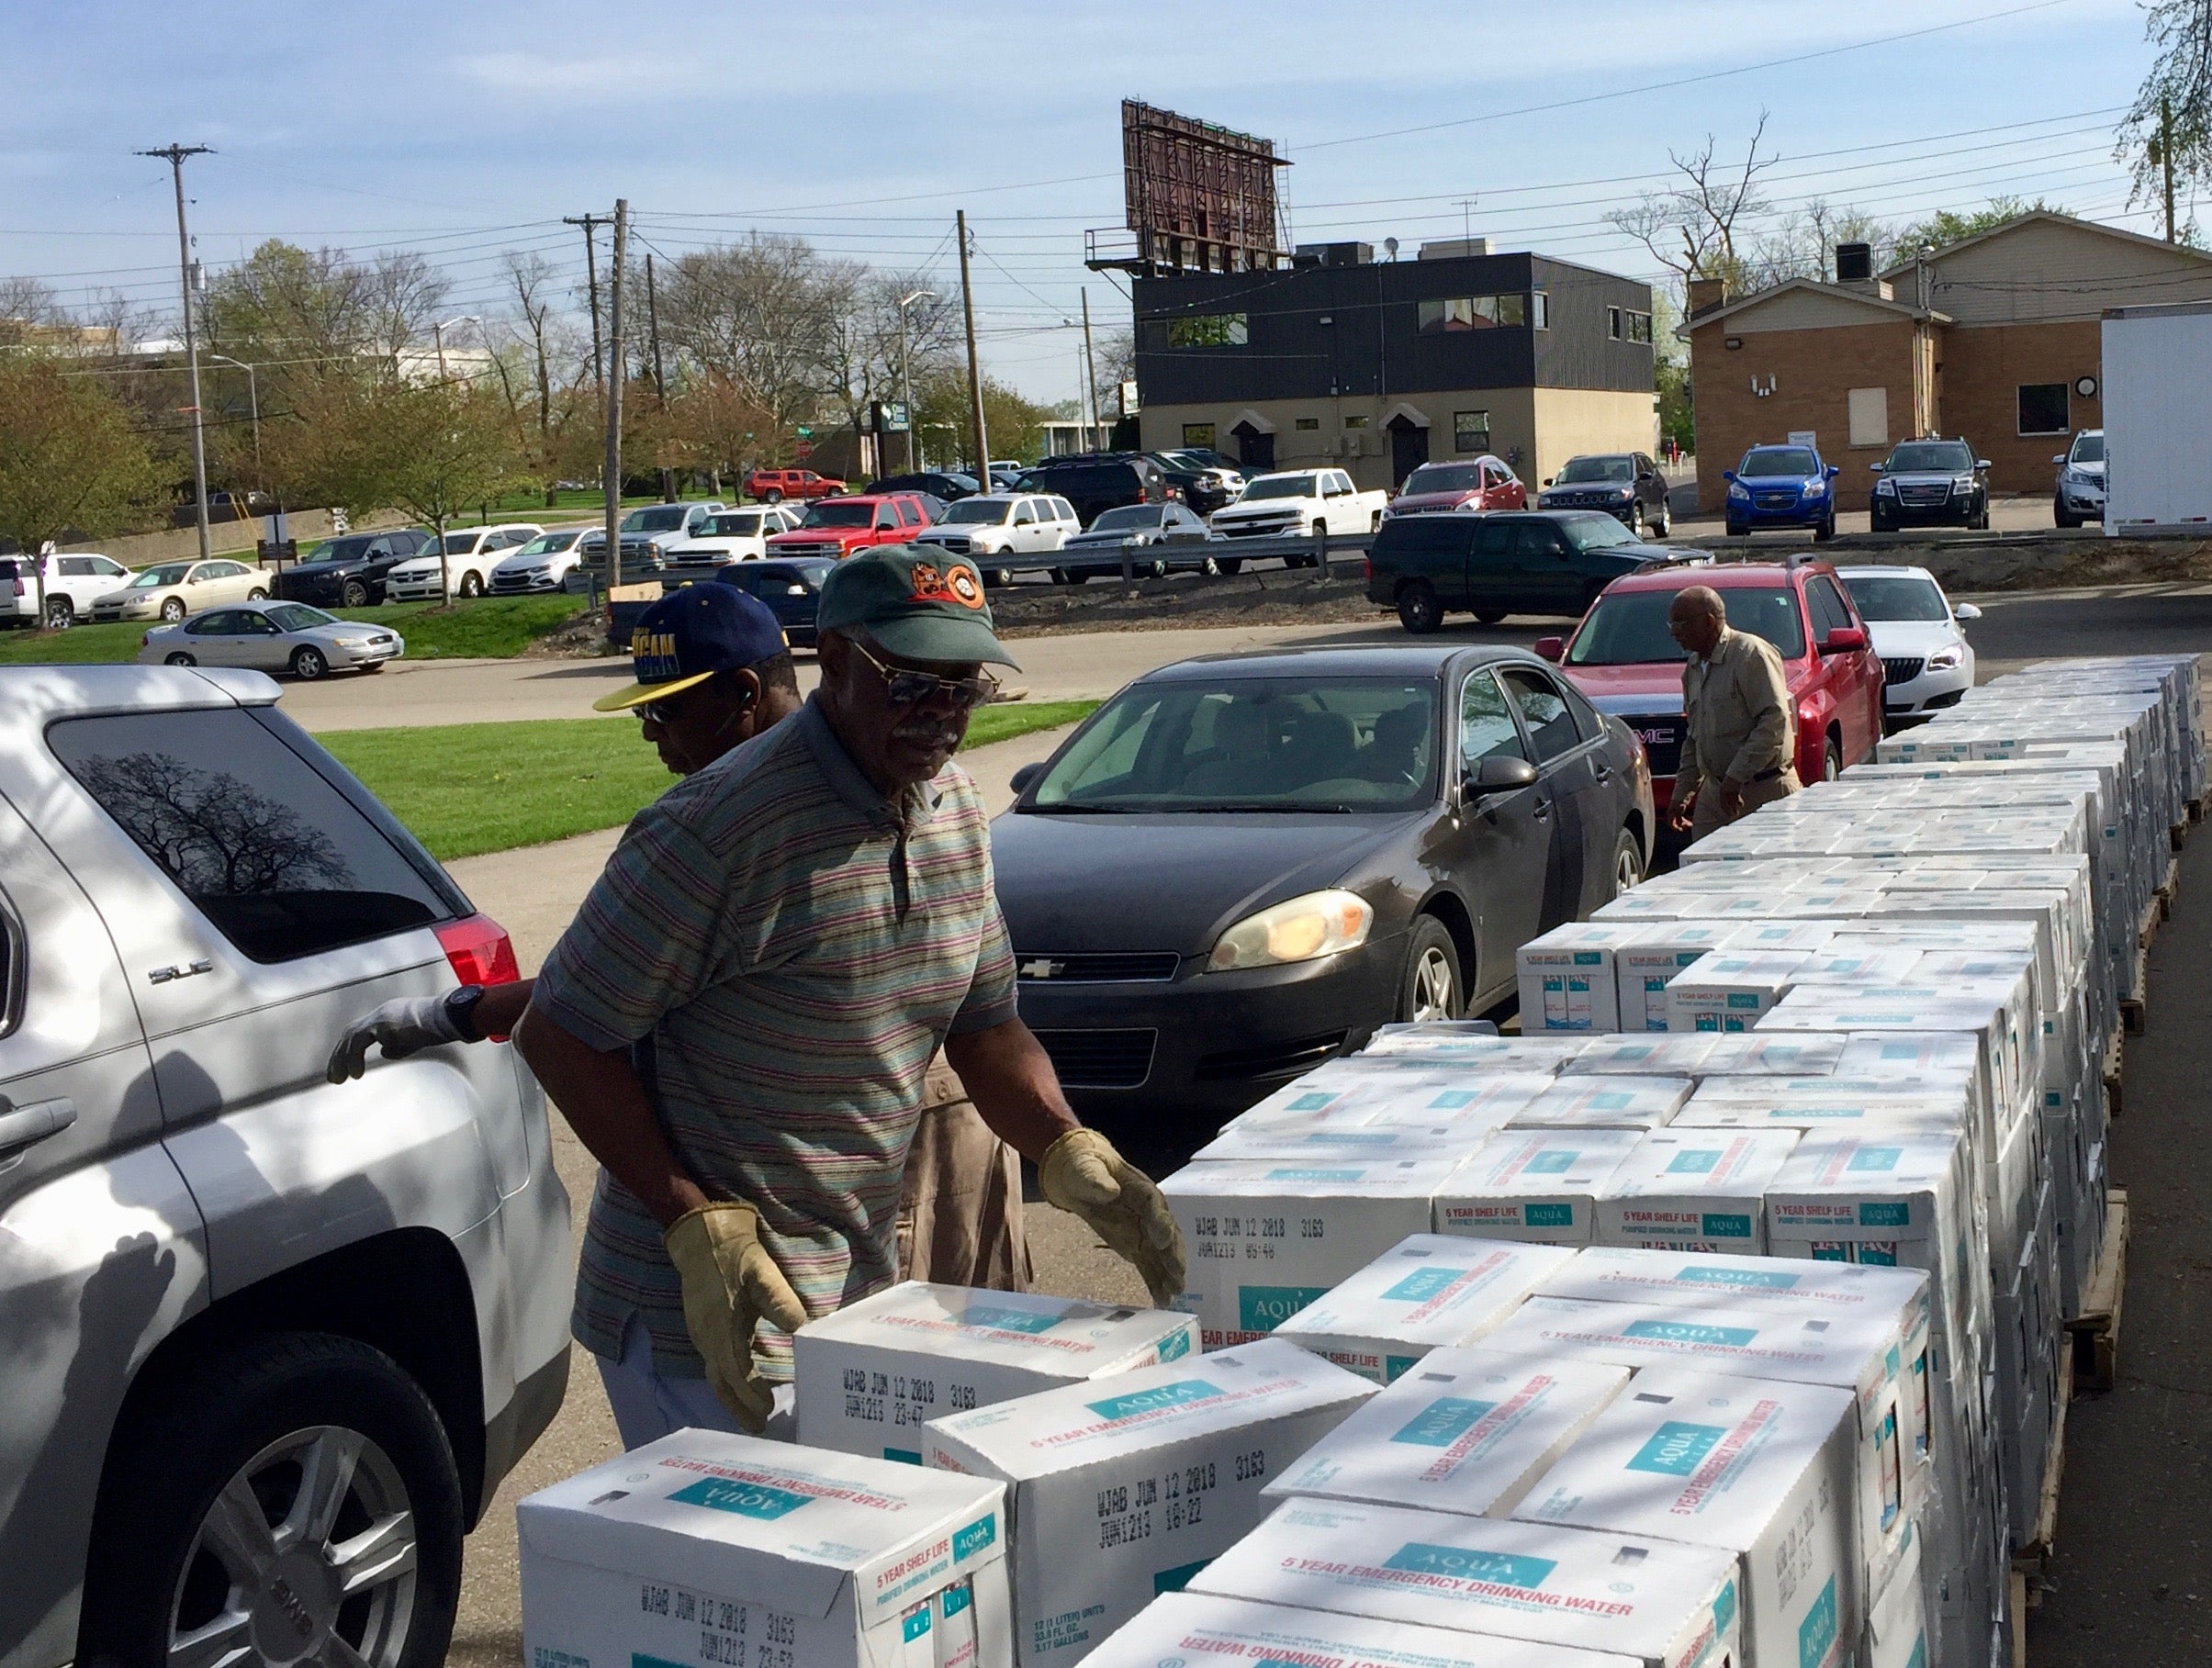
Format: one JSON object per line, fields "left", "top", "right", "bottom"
{"left": 593, "top": 584, "right": 788, "bottom": 712}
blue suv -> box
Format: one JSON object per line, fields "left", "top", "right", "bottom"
{"left": 1724, "top": 443, "right": 1841, "bottom": 541}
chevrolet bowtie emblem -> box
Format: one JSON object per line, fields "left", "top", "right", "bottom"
{"left": 1018, "top": 958, "right": 1063, "bottom": 980}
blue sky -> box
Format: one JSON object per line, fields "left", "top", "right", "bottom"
{"left": 2, "top": 0, "right": 2165, "bottom": 402}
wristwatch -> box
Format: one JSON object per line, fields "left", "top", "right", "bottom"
{"left": 444, "top": 983, "right": 488, "bottom": 1044}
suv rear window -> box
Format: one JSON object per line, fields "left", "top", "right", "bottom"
{"left": 51, "top": 709, "right": 459, "bottom": 962}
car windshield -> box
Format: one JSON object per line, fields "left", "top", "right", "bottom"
{"left": 699, "top": 514, "right": 759, "bottom": 536}
{"left": 1887, "top": 442, "right": 1973, "bottom": 473}
{"left": 1028, "top": 677, "right": 1440, "bottom": 813}
{"left": 1562, "top": 516, "right": 1642, "bottom": 553}
{"left": 1741, "top": 448, "right": 1818, "bottom": 476}
{"left": 942, "top": 499, "right": 1014, "bottom": 524}
{"left": 1091, "top": 506, "right": 1164, "bottom": 532}
{"left": 307, "top": 537, "right": 375, "bottom": 565}
{"left": 442, "top": 532, "right": 478, "bottom": 554}
{"left": 622, "top": 506, "right": 690, "bottom": 532}
{"left": 1241, "top": 476, "right": 1319, "bottom": 501}
{"left": 1568, "top": 585, "right": 1807, "bottom": 665}
{"left": 1842, "top": 574, "right": 1951, "bottom": 622}
{"left": 132, "top": 564, "right": 193, "bottom": 588}
{"left": 2070, "top": 432, "right": 2105, "bottom": 465}
{"left": 1555, "top": 456, "right": 1634, "bottom": 484}
{"left": 1404, "top": 464, "right": 1486, "bottom": 493}
{"left": 515, "top": 531, "right": 580, "bottom": 555}
{"left": 265, "top": 603, "right": 332, "bottom": 632}
{"left": 802, "top": 502, "right": 877, "bottom": 528}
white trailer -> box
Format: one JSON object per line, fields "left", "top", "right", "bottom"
{"left": 2101, "top": 300, "right": 2212, "bottom": 530}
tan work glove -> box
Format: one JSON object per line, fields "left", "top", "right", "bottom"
{"left": 1039, "top": 1128, "right": 1187, "bottom": 1309}
{"left": 662, "top": 1201, "right": 809, "bottom": 1433}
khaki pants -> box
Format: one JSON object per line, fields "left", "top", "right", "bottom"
{"left": 1688, "top": 767, "right": 1802, "bottom": 842}
{"left": 895, "top": 1055, "right": 1031, "bottom": 1292}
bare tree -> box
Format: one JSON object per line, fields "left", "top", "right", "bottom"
{"left": 0, "top": 276, "right": 64, "bottom": 347}
{"left": 366, "top": 251, "right": 452, "bottom": 364}
{"left": 1604, "top": 111, "right": 1777, "bottom": 300}
{"left": 657, "top": 234, "right": 848, "bottom": 443}
{"left": 1746, "top": 199, "right": 1895, "bottom": 287}
{"left": 1090, "top": 325, "right": 1136, "bottom": 420}
{"left": 817, "top": 271, "right": 960, "bottom": 441}
{"left": 2120, "top": 0, "right": 2212, "bottom": 233}
{"left": 200, "top": 240, "right": 376, "bottom": 366}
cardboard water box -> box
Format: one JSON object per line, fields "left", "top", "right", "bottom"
{"left": 1361, "top": 1024, "right": 1587, "bottom": 1070}
{"left": 1861, "top": 1537, "right": 1930, "bottom": 1668}
{"left": 793, "top": 1282, "right": 1199, "bottom": 1462}
{"left": 517, "top": 1431, "right": 1010, "bottom": 1668}
{"left": 921, "top": 1337, "right": 1374, "bottom": 1668}
{"left": 1688, "top": 1033, "right": 1848, "bottom": 1077}
{"left": 1507, "top": 1076, "right": 1694, "bottom": 1132}
{"left": 1614, "top": 926, "right": 1735, "bottom": 1033}
{"left": 1229, "top": 1058, "right": 1496, "bottom": 1126}
{"left": 1721, "top": 921, "right": 1843, "bottom": 956}
{"left": 1672, "top": 1079, "right": 1974, "bottom": 1153}
{"left": 1433, "top": 1129, "right": 1646, "bottom": 1247}
{"left": 1518, "top": 922, "right": 1651, "bottom": 1032}
{"left": 1162, "top": 1159, "right": 1465, "bottom": 1347}
{"left": 1757, "top": 991, "right": 2022, "bottom": 1158}
{"left": 1560, "top": 1035, "right": 1724, "bottom": 1077}
{"left": 1192, "top": 1111, "right": 1503, "bottom": 1166}
{"left": 1185, "top": 1497, "right": 1742, "bottom": 1668}
{"left": 1514, "top": 1368, "right": 1861, "bottom": 1668}
{"left": 1667, "top": 953, "right": 1812, "bottom": 1033}
{"left": 1271, "top": 1232, "right": 1572, "bottom": 1382}
{"left": 1790, "top": 946, "right": 1928, "bottom": 987}
{"left": 1263, "top": 1345, "right": 1630, "bottom": 1519}
{"left": 1081, "top": 1593, "right": 1643, "bottom": 1668}
{"left": 1593, "top": 1129, "right": 1802, "bottom": 1254}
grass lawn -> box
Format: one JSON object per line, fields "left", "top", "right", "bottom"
{"left": 322, "top": 700, "right": 1099, "bottom": 861}
{"left": 0, "top": 595, "right": 590, "bottom": 667}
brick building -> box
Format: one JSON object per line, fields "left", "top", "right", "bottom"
{"left": 1682, "top": 212, "right": 2212, "bottom": 512}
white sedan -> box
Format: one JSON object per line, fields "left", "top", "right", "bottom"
{"left": 137, "top": 599, "right": 403, "bottom": 680}
{"left": 662, "top": 506, "right": 804, "bottom": 570}
{"left": 1836, "top": 565, "right": 1981, "bottom": 727}
{"left": 383, "top": 522, "right": 545, "bottom": 601}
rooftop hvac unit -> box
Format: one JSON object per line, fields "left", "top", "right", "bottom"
{"left": 1835, "top": 242, "right": 1874, "bottom": 284}
{"left": 1418, "top": 238, "right": 1492, "bottom": 260}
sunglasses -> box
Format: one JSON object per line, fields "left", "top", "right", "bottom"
{"left": 848, "top": 637, "right": 1000, "bottom": 711}
{"left": 635, "top": 677, "right": 750, "bottom": 726}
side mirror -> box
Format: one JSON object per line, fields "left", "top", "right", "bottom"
{"left": 1953, "top": 602, "right": 1982, "bottom": 622}
{"left": 1975, "top": 459, "right": 1992, "bottom": 472}
{"left": 1722, "top": 470, "right": 1737, "bottom": 483}
{"left": 1533, "top": 635, "right": 1566, "bottom": 662}
{"left": 1542, "top": 477, "right": 1554, "bottom": 487}
{"left": 1821, "top": 626, "right": 1868, "bottom": 654}
{"left": 1009, "top": 762, "right": 1045, "bottom": 797}
{"left": 1825, "top": 465, "right": 1841, "bottom": 478}
{"left": 1870, "top": 463, "right": 1886, "bottom": 473}
{"left": 1468, "top": 755, "right": 1540, "bottom": 795}
{"left": 2051, "top": 454, "right": 2069, "bottom": 466}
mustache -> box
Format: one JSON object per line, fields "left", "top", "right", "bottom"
{"left": 891, "top": 717, "right": 963, "bottom": 750}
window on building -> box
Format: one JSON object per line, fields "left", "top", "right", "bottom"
{"left": 1532, "top": 292, "right": 1550, "bottom": 330}
{"left": 1454, "top": 410, "right": 1492, "bottom": 453}
{"left": 1847, "top": 387, "right": 1891, "bottom": 450}
{"left": 2017, "top": 383, "right": 2070, "bottom": 436}
{"left": 1294, "top": 416, "right": 1320, "bottom": 431}
{"left": 1608, "top": 307, "right": 1623, "bottom": 340}
{"left": 1344, "top": 414, "right": 1370, "bottom": 430}
{"left": 1182, "top": 422, "right": 1217, "bottom": 450}
{"left": 1624, "top": 311, "right": 1653, "bottom": 343}
{"left": 1418, "top": 295, "right": 1528, "bottom": 333}
{"left": 1162, "top": 313, "right": 1248, "bottom": 348}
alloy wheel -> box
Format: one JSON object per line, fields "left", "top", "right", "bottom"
{"left": 1614, "top": 839, "right": 1643, "bottom": 898}
{"left": 1409, "top": 946, "right": 1456, "bottom": 1023}
{"left": 166, "top": 1425, "right": 421, "bottom": 1668}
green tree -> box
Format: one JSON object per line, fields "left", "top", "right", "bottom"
{"left": 359, "top": 378, "right": 530, "bottom": 599}
{"left": 0, "top": 357, "right": 163, "bottom": 625}
{"left": 1892, "top": 197, "right": 2066, "bottom": 260}
{"left": 2120, "top": 2, "right": 2212, "bottom": 233}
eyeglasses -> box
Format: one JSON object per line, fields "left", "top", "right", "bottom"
{"left": 848, "top": 637, "right": 1000, "bottom": 711}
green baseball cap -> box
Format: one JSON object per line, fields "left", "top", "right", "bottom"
{"left": 815, "top": 543, "right": 1020, "bottom": 669}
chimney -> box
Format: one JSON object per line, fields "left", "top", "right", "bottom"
{"left": 1687, "top": 277, "right": 1728, "bottom": 319}
{"left": 1833, "top": 242, "right": 1894, "bottom": 300}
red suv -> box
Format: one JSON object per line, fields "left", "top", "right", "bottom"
{"left": 765, "top": 492, "right": 936, "bottom": 560}
{"left": 1383, "top": 454, "right": 1528, "bottom": 519}
{"left": 1534, "top": 558, "right": 1884, "bottom": 816}
{"left": 747, "top": 466, "right": 847, "bottom": 503}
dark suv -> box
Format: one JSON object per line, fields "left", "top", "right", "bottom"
{"left": 1367, "top": 509, "right": 1681, "bottom": 633}
{"left": 273, "top": 528, "right": 435, "bottom": 608}
{"left": 1015, "top": 453, "right": 1168, "bottom": 523}
{"left": 1869, "top": 438, "right": 1991, "bottom": 532}
{"left": 1538, "top": 452, "right": 1672, "bottom": 537}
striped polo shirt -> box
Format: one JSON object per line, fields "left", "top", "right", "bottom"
{"left": 533, "top": 696, "right": 1018, "bottom": 1380}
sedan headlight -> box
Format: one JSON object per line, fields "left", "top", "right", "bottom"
{"left": 1804, "top": 479, "right": 1827, "bottom": 498}
{"left": 1207, "top": 889, "right": 1374, "bottom": 973}
{"left": 1925, "top": 647, "right": 1964, "bottom": 671}
{"left": 1952, "top": 476, "right": 1978, "bottom": 494}
{"left": 1728, "top": 483, "right": 1750, "bottom": 499}
{"left": 1875, "top": 478, "right": 1897, "bottom": 495}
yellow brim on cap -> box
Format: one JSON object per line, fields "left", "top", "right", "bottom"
{"left": 590, "top": 668, "right": 717, "bottom": 713}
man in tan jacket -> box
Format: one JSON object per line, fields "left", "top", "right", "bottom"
{"left": 1665, "top": 585, "right": 1801, "bottom": 840}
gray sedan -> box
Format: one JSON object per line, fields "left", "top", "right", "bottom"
{"left": 136, "top": 601, "right": 403, "bottom": 679}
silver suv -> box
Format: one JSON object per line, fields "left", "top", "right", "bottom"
{"left": 0, "top": 665, "right": 570, "bottom": 1668}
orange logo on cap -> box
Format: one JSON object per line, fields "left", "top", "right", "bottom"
{"left": 909, "top": 561, "right": 986, "bottom": 610}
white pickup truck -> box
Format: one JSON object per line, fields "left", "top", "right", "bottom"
{"left": 1208, "top": 468, "right": 1389, "bottom": 545}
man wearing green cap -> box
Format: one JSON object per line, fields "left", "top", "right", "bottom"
{"left": 512, "top": 547, "right": 1185, "bottom": 1439}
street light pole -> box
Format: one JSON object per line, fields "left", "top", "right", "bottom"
{"left": 206, "top": 353, "right": 260, "bottom": 480}
{"left": 897, "top": 288, "right": 935, "bottom": 475}
{"left": 957, "top": 211, "right": 990, "bottom": 483}
{"left": 432, "top": 314, "right": 478, "bottom": 383}
{"left": 140, "top": 142, "right": 213, "bottom": 562}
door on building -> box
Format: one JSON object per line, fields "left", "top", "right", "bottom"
{"left": 1231, "top": 421, "right": 1274, "bottom": 473}
{"left": 1387, "top": 415, "right": 1430, "bottom": 486}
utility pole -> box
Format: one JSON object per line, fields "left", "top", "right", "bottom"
{"left": 646, "top": 252, "right": 673, "bottom": 501}
{"left": 565, "top": 212, "right": 608, "bottom": 394}
{"left": 1080, "top": 287, "right": 1100, "bottom": 448}
{"left": 2162, "top": 95, "right": 2178, "bottom": 243}
{"left": 141, "top": 143, "right": 214, "bottom": 563}
{"left": 603, "top": 201, "right": 629, "bottom": 588}
{"left": 957, "top": 210, "right": 990, "bottom": 483}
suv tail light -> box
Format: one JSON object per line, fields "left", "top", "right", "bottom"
{"left": 11, "top": 579, "right": 22, "bottom": 598}
{"left": 436, "top": 912, "right": 521, "bottom": 988}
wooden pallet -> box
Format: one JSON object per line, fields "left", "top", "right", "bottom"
{"left": 2156, "top": 854, "right": 2181, "bottom": 919}
{"left": 2102, "top": 1026, "right": 2125, "bottom": 1121}
{"left": 2013, "top": 1342, "right": 2076, "bottom": 1585}
{"left": 2120, "top": 948, "right": 2149, "bottom": 1034}
{"left": 2066, "top": 1190, "right": 2131, "bottom": 1394}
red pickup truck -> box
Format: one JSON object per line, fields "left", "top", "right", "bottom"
{"left": 1535, "top": 558, "right": 1885, "bottom": 814}
{"left": 764, "top": 492, "right": 937, "bottom": 561}
{"left": 746, "top": 466, "right": 847, "bottom": 503}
